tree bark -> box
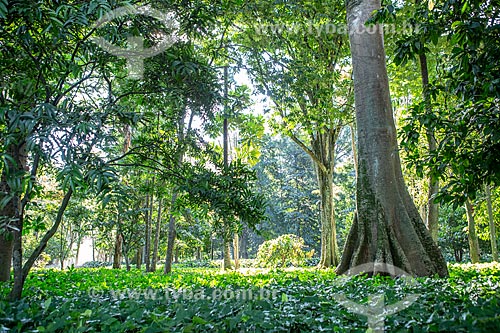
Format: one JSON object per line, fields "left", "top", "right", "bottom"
{"left": 222, "top": 66, "right": 233, "bottom": 271}
{"left": 291, "top": 128, "right": 341, "bottom": 268}
{"left": 233, "top": 233, "right": 240, "bottom": 269}
{"left": 164, "top": 192, "right": 178, "bottom": 274}
{"left": 151, "top": 197, "right": 162, "bottom": 272}
{"left": 350, "top": 123, "right": 358, "bottom": 178}
{"left": 337, "top": 0, "right": 448, "bottom": 277}
{"left": 315, "top": 163, "right": 340, "bottom": 268}
{"left": 0, "top": 235, "right": 13, "bottom": 282}
{"left": 485, "top": 184, "right": 498, "bottom": 262}
{"left": 465, "top": 199, "right": 480, "bottom": 263}
{"left": 144, "top": 192, "right": 151, "bottom": 272}
{"left": 240, "top": 226, "right": 249, "bottom": 259}
{"left": 112, "top": 231, "right": 123, "bottom": 269}
{"left": 0, "top": 144, "right": 26, "bottom": 282}
{"left": 418, "top": 52, "right": 439, "bottom": 243}
{"left": 223, "top": 239, "right": 232, "bottom": 270}
{"left": 135, "top": 248, "right": 142, "bottom": 269}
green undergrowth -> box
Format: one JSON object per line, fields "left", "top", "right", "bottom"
{"left": 0, "top": 263, "right": 499, "bottom": 332}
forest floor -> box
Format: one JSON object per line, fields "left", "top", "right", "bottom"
{"left": 1, "top": 263, "right": 499, "bottom": 332}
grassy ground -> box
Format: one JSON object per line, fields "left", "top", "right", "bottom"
{"left": 1, "top": 263, "right": 499, "bottom": 332}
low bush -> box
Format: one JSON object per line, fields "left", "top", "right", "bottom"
{"left": 257, "top": 234, "right": 313, "bottom": 268}
{"left": 78, "top": 261, "right": 113, "bottom": 268}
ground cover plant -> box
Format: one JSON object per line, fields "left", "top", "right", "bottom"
{"left": 0, "top": 263, "right": 499, "bottom": 332}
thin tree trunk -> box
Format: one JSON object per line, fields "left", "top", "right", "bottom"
{"left": 222, "top": 66, "right": 233, "bottom": 271}
{"left": 60, "top": 219, "right": 65, "bottom": 270}
{"left": 123, "top": 240, "right": 130, "bottom": 271}
{"left": 151, "top": 197, "right": 162, "bottom": 272}
{"left": 465, "top": 199, "right": 480, "bottom": 263}
{"left": 75, "top": 237, "right": 81, "bottom": 266}
{"left": 210, "top": 237, "right": 214, "bottom": 260}
{"left": 144, "top": 192, "right": 151, "bottom": 272}
{"left": 337, "top": 0, "right": 448, "bottom": 277}
{"left": 112, "top": 231, "right": 123, "bottom": 269}
{"left": 240, "top": 227, "right": 249, "bottom": 259}
{"left": 223, "top": 239, "right": 232, "bottom": 270}
{"left": 419, "top": 52, "right": 439, "bottom": 243}
{"left": 485, "top": 184, "right": 498, "bottom": 261}
{"left": 164, "top": 192, "right": 178, "bottom": 274}
{"left": 233, "top": 233, "right": 240, "bottom": 270}
{"left": 135, "top": 248, "right": 142, "bottom": 269}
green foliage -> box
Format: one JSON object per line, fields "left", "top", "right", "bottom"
{"left": 256, "top": 234, "right": 311, "bottom": 268}
{"left": 394, "top": 0, "right": 500, "bottom": 205}
{"left": 79, "top": 261, "right": 113, "bottom": 268}
{"left": 253, "top": 134, "right": 321, "bottom": 254}
{"left": 0, "top": 264, "right": 499, "bottom": 332}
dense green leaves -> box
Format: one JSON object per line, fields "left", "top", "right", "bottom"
{"left": 1, "top": 264, "right": 499, "bottom": 332}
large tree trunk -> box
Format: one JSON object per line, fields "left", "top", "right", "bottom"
{"left": 0, "top": 235, "right": 13, "bottom": 282}
{"left": 485, "top": 184, "right": 498, "bottom": 262}
{"left": 337, "top": 0, "right": 448, "bottom": 277}
{"left": 465, "top": 199, "right": 480, "bottom": 263}
{"left": 151, "top": 197, "right": 162, "bottom": 272}
{"left": 419, "top": 52, "right": 439, "bottom": 243}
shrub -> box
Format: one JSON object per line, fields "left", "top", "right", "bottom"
{"left": 256, "top": 234, "right": 312, "bottom": 268}
{"left": 79, "top": 261, "right": 113, "bottom": 268}
{"left": 33, "top": 252, "right": 51, "bottom": 269}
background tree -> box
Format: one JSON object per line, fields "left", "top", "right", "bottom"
{"left": 232, "top": 0, "right": 353, "bottom": 268}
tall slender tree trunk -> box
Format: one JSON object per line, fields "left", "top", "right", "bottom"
{"left": 419, "top": 52, "right": 439, "bottom": 243}
{"left": 465, "top": 199, "right": 480, "bottom": 263}
{"left": 144, "top": 192, "right": 151, "bottom": 272}
{"left": 337, "top": 0, "right": 448, "bottom": 277}
{"left": 75, "top": 237, "right": 81, "bottom": 266}
{"left": 223, "top": 240, "right": 232, "bottom": 270}
{"left": 485, "top": 184, "right": 498, "bottom": 262}
{"left": 164, "top": 192, "right": 178, "bottom": 274}
{"left": 135, "top": 248, "right": 142, "bottom": 269}
{"left": 112, "top": 231, "right": 123, "bottom": 269}
{"left": 151, "top": 197, "right": 162, "bottom": 272}
{"left": 222, "top": 66, "right": 233, "bottom": 271}
{"left": 240, "top": 227, "right": 249, "bottom": 259}
{"left": 164, "top": 104, "right": 192, "bottom": 274}
{"left": 233, "top": 233, "right": 240, "bottom": 269}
